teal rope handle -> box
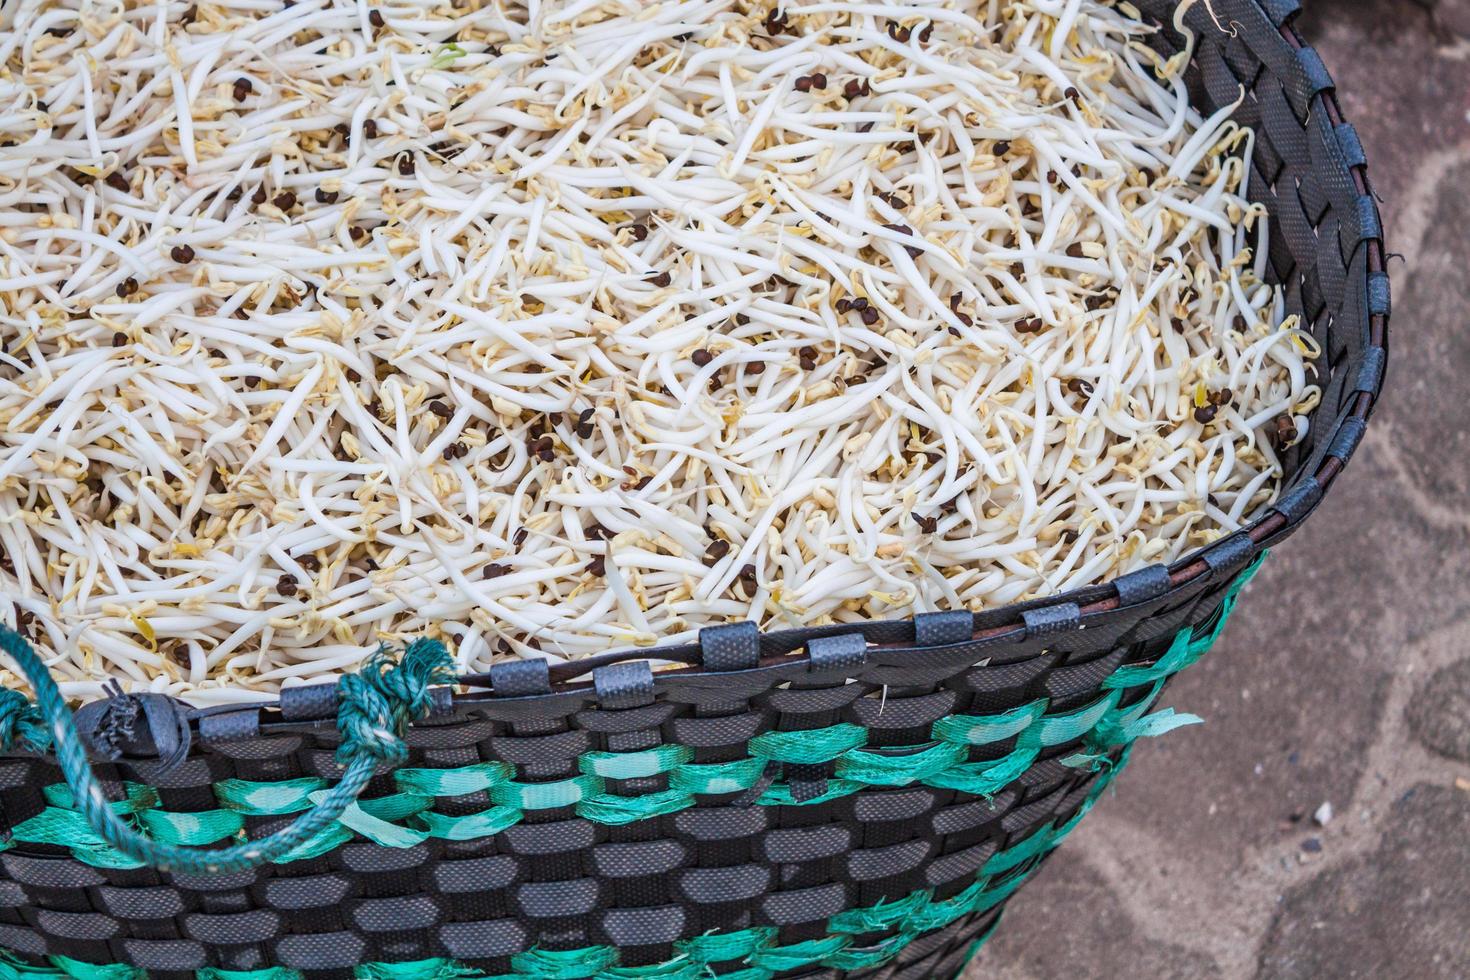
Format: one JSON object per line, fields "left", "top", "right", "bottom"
{"left": 0, "top": 625, "right": 453, "bottom": 875}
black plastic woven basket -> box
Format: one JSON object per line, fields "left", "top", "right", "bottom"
{"left": 0, "top": 2, "right": 1388, "bottom": 978}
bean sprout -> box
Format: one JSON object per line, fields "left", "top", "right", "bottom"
{"left": 0, "top": 0, "right": 1315, "bottom": 702}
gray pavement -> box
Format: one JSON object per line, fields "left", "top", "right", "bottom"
{"left": 965, "top": 2, "right": 1470, "bottom": 976}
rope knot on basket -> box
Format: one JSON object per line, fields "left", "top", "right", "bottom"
{"left": 335, "top": 638, "right": 455, "bottom": 767}
{"left": 0, "top": 687, "right": 51, "bottom": 755}
{"left": 0, "top": 624, "right": 455, "bottom": 874}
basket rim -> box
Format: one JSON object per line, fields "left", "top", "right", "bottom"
{"left": 1, "top": 1, "right": 1390, "bottom": 730}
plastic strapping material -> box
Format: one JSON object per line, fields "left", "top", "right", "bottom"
{"left": 699, "top": 621, "right": 760, "bottom": 671}
{"left": 914, "top": 611, "right": 973, "bottom": 647}
{"left": 593, "top": 661, "right": 655, "bottom": 710}
{"left": 1201, "top": 533, "right": 1255, "bottom": 577}
{"left": 1296, "top": 47, "right": 1333, "bottom": 97}
{"left": 1368, "top": 271, "right": 1391, "bottom": 316}
{"left": 74, "top": 692, "right": 191, "bottom": 777}
{"left": 1272, "top": 477, "right": 1323, "bottom": 524}
{"left": 807, "top": 633, "right": 866, "bottom": 673}
{"left": 1021, "top": 603, "right": 1080, "bottom": 638}
{"left": 1112, "top": 565, "right": 1172, "bottom": 607}
{"left": 1258, "top": 0, "right": 1301, "bottom": 25}
{"left": 196, "top": 710, "right": 258, "bottom": 745}
{"left": 1334, "top": 123, "right": 1366, "bottom": 169}
{"left": 1327, "top": 416, "right": 1368, "bottom": 463}
{"left": 1354, "top": 346, "right": 1386, "bottom": 395}
{"left": 489, "top": 659, "right": 550, "bottom": 698}
{"left": 784, "top": 763, "right": 830, "bottom": 803}
{"left": 426, "top": 686, "right": 454, "bottom": 718}
{"left": 1353, "top": 195, "right": 1383, "bottom": 245}
{"left": 1282, "top": 46, "right": 1332, "bottom": 121}
{"left": 277, "top": 684, "right": 336, "bottom": 722}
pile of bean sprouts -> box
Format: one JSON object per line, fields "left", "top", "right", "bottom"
{"left": 0, "top": 0, "right": 1319, "bottom": 704}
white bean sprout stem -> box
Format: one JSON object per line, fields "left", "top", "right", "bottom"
{"left": 0, "top": 0, "right": 1316, "bottom": 703}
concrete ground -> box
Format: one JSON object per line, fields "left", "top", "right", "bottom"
{"left": 965, "top": 2, "right": 1470, "bottom": 977}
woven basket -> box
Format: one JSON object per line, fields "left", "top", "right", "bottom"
{"left": 0, "top": 2, "right": 1388, "bottom": 978}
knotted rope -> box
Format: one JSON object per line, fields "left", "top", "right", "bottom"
{"left": 0, "top": 687, "right": 50, "bottom": 754}
{"left": 0, "top": 624, "right": 453, "bottom": 874}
